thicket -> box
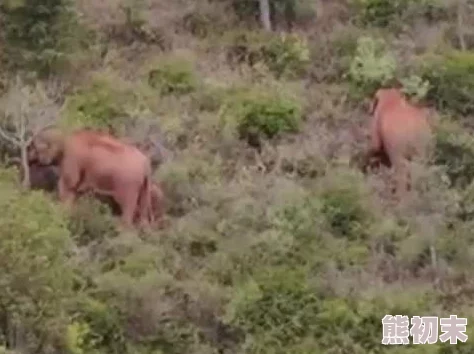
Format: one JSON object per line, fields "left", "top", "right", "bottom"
{"left": 1, "top": 0, "right": 474, "bottom": 353}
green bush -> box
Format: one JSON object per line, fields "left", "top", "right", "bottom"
{"left": 0, "top": 179, "right": 73, "bottom": 351}
{"left": 72, "top": 296, "right": 127, "bottom": 354}
{"left": 67, "top": 196, "right": 119, "bottom": 247}
{"left": 225, "top": 264, "right": 437, "bottom": 353}
{"left": 348, "top": 36, "right": 397, "bottom": 96}
{"left": 320, "top": 184, "right": 372, "bottom": 241}
{"left": 434, "top": 120, "right": 474, "bottom": 189}
{"left": 264, "top": 32, "right": 310, "bottom": 79}
{"left": 223, "top": 30, "right": 310, "bottom": 78}
{"left": 224, "top": 267, "right": 321, "bottom": 352}
{"left": 421, "top": 51, "right": 474, "bottom": 116}
{"left": 63, "top": 75, "right": 135, "bottom": 132}
{"left": 400, "top": 74, "right": 431, "bottom": 102}
{"left": 146, "top": 57, "right": 198, "bottom": 96}
{"left": 220, "top": 84, "right": 303, "bottom": 144}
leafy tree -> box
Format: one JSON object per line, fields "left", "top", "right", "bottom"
{"left": 0, "top": 0, "right": 76, "bottom": 76}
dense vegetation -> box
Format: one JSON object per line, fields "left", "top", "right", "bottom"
{"left": 1, "top": 0, "right": 474, "bottom": 353}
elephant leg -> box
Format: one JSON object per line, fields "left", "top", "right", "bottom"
{"left": 393, "top": 159, "right": 410, "bottom": 199}
{"left": 58, "top": 158, "right": 84, "bottom": 209}
{"left": 115, "top": 186, "right": 140, "bottom": 228}
{"left": 58, "top": 176, "right": 77, "bottom": 210}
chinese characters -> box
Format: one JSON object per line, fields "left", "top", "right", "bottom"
{"left": 382, "top": 315, "right": 468, "bottom": 345}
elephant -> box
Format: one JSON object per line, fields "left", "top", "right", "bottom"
{"left": 28, "top": 128, "right": 160, "bottom": 228}
{"left": 22, "top": 162, "right": 60, "bottom": 193}
{"left": 134, "top": 180, "right": 166, "bottom": 227}
{"left": 364, "top": 87, "right": 433, "bottom": 197}
{"left": 18, "top": 156, "right": 124, "bottom": 215}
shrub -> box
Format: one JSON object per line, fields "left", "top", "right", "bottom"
{"left": 224, "top": 267, "right": 321, "bottom": 352}
{"left": 308, "top": 26, "right": 362, "bottom": 83}
{"left": 67, "top": 195, "right": 119, "bottom": 247}
{"left": 264, "top": 32, "right": 310, "bottom": 79}
{"left": 421, "top": 51, "right": 474, "bottom": 116}
{"left": 348, "top": 36, "right": 397, "bottom": 97}
{"left": 146, "top": 57, "right": 198, "bottom": 96}
{"left": 0, "top": 179, "right": 73, "bottom": 351}
{"left": 320, "top": 185, "right": 372, "bottom": 241}
{"left": 400, "top": 74, "right": 431, "bottom": 102}
{"left": 352, "top": 0, "right": 408, "bottom": 28}
{"left": 223, "top": 30, "right": 310, "bottom": 79}
{"left": 62, "top": 74, "right": 136, "bottom": 132}
{"left": 225, "top": 264, "right": 437, "bottom": 353}
{"left": 434, "top": 120, "right": 474, "bottom": 189}
{"left": 219, "top": 84, "right": 303, "bottom": 145}
{"left": 352, "top": 0, "right": 448, "bottom": 29}
{"left": 72, "top": 296, "right": 127, "bottom": 354}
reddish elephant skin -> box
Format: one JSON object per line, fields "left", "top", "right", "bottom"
{"left": 366, "top": 88, "right": 433, "bottom": 196}
{"left": 134, "top": 181, "right": 166, "bottom": 228}
{"left": 22, "top": 160, "right": 125, "bottom": 216}
{"left": 30, "top": 129, "right": 158, "bottom": 228}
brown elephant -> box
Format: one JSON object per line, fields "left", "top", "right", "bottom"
{"left": 22, "top": 162, "right": 60, "bottom": 193}
{"left": 28, "top": 128, "right": 159, "bottom": 228}
{"left": 365, "top": 87, "right": 433, "bottom": 196}
{"left": 134, "top": 180, "right": 166, "bottom": 227}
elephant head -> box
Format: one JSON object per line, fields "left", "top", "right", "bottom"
{"left": 369, "top": 88, "right": 405, "bottom": 117}
{"left": 28, "top": 128, "right": 65, "bottom": 165}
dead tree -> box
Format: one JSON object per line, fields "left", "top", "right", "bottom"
{"left": 0, "top": 76, "right": 60, "bottom": 189}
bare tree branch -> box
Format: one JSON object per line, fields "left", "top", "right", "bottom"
{"left": 0, "top": 75, "right": 61, "bottom": 189}
{"left": 0, "top": 126, "right": 20, "bottom": 146}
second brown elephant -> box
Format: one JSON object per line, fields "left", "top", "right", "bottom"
{"left": 365, "top": 87, "right": 433, "bottom": 196}
{"left": 28, "top": 128, "right": 160, "bottom": 228}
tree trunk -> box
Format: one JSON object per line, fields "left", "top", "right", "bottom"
{"left": 259, "top": 0, "right": 272, "bottom": 31}
{"left": 20, "top": 144, "right": 30, "bottom": 190}
{"left": 457, "top": 0, "right": 467, "bottom": 51}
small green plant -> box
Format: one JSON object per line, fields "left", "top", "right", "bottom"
{"left": 263, "top": 33, "right": 310, "bottom": 78}
{"left": 400, "top": 74, "right": 431, "bottom": 102}
{"left": 348, "top": 36, "right": 397, "bottom": 96}
{"left": 220, "top": 85, "right": 303, "bottom": 144}
{"left": 147, "top": 57, "right": 198, "bottom": 96}
{"left": 65, "top": 321, "right": 93, "bottom": 354}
